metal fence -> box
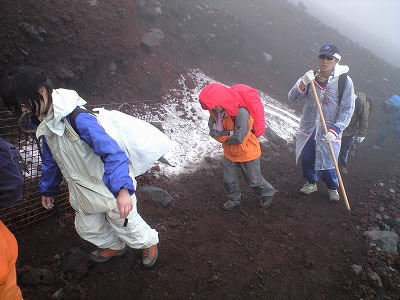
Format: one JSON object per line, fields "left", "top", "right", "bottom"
{"left": 0, "top": 100, "right": 164, "bottom": 232}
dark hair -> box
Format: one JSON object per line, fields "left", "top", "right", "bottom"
{"left": 0, "top": 66, "right": 53, "bottom": 115}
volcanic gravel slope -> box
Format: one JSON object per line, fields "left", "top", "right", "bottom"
{"left": 1, "top": 0, "right": 400, "bottom": 299}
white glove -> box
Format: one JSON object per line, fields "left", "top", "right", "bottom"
{"left": 323, "top": 130, "right": 338, "bottom": 143}
{"left": 355, "top": 136, "right": 365, "bottom": 143}
{"left": 301, "top": 70, "right": 315, "bottom": 85}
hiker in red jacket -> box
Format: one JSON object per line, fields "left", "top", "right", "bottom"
{"left": 199, "top": 83, "right": 276, "bottom": 211}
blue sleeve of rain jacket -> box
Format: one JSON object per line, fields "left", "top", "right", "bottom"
{"left": 73, "top": 113, "right": 135, "bottom": 197}
{"left": 39, "top": 138, "right": 63, "bottom": 196}
{"left": 288, "top": 78, "right": 307, "bottom": 102}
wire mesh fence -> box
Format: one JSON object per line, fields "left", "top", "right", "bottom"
{"left": 0, "top": 100, "right": 165, "bottom": 232}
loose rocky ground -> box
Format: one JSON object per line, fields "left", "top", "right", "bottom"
{"left": 1, "top": 0, "right": 400, "bottom": 299}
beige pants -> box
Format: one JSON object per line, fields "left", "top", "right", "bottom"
{"left": 74, "top": 195, "right": 158, "bottom": 250}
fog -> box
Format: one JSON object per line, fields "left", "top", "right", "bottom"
{"left": 287, "top": 0, "right": 400, "bottom": 68}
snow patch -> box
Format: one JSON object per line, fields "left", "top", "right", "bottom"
{"left": 151, "top": 69, "right": 299, "bottom": 177}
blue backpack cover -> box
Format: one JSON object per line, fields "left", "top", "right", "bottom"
{"left": 388, "top": 95, "right": 400, "bottom": 109}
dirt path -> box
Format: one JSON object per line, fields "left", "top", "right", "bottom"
{"left": 17, "top": 144, "right": 382, "bottom": 299}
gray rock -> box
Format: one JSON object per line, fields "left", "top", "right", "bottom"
{"left": 150, "top": 121, "right": 164, "bottom": 133}
{"left": 367, "top": 271, "right": 383, "bottom": 288}
{"left": 263, "top": 52, "right": 272, "bottom": 65}
{"left": 18, "top": 22, "right": 47, "bottom": 42}
{"left": 141, "top": 29, "right": 164, "bottom": 48}
{"left": 141, "top": 186, "right": 175, "bottom": 207}
{"left": 117, "top": 8, "right": 126, "bottom": 18}
{"left": 52, "top": 288, "right": 64, "bottom": 299}
{"left": 265, "top": 128, "right": 287, "bottom": 145}
{"left": 108, "top": 62, "right": 117, "bottom": 73}
{"left": 88, "top": 0, "right": 98, "bottom": 6}
{"left": 351, "top": 264, "right": 363, "bottom": 275}
{"left": 364, "top": 230, "right": 399, "bottom": 255}
{"left": 61, "top": 247, "right": 87, "bottom": 272}
{"left": 137, "top": 0, "right": 162, "bottom": 21}
{"left": 56, "top": 67, "right": 74, "bottom": 80}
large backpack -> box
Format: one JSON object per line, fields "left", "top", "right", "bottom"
{"left": 69, "top": 107, "right": 175, "bottom": 177}
{"left": 230, "top": 84, "right": 266, "bottom": 137}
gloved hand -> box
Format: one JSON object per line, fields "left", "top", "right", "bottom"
{"left": 323, "top": 129, "right": 338, "bottom": 143}
{"left": 212, "top": 129, "right": 230, "bottom": 137}
{"left": 301, "top": 70, "right": 315, "bottom": 86}
{"left": 355, "top": 136, "right": 365, "bottom": 143}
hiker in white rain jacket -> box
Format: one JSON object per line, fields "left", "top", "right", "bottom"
{"left": 288, "top": 44, "right": 355, "bottom": 202}
{"left": 0, "top": 66, "right": 159, "bottom": 268}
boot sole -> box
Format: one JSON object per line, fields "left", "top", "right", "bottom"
{"left": 222, "top": 205, "right": 240, "bottom": 211}
{"left": 299, "top": 190, "right": 317, "bottom": 195}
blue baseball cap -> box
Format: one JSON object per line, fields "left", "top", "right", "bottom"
{"left": 319, "top": 44, "right": 340, "bottom": 59}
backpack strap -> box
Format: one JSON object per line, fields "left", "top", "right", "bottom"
{"left": 337, "top": 73, "right": 348, "bottom": 104}
{"left": 69, "top": 107, "right": 92, "bottom": 136}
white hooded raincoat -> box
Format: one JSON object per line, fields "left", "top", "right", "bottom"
{"left": 288, "top": 65, "right": 355, "bottom": 170}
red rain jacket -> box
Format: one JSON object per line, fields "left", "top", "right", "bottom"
{"left": 199, "top": 83, "right": 266, "bottom": 137}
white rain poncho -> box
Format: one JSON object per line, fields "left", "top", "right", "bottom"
{"left": 288, "top": 65, "right": 355, "bottom": 170}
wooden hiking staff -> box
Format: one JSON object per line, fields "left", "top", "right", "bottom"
{"left": 310, "top": 81, "right": 351, "bottom": 211}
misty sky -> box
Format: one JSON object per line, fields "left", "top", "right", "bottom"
{"left": 287, "top": 0, "right": 400, "bottom": 66}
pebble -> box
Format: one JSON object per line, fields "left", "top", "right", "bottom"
{"left": 351, "top": 264, "right": 363, "bottom": 275}
{"left": 367, "top": 271, "right": 383, "bottom": 288}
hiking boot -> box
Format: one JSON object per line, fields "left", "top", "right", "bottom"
{"left": 260, "top": 196, "right": 273, "bottom": 208}
{"left": 328, "top": 189, "right": 340, "bottom": 202}
{"left": 372, "top": 145, "right": 382, "bottom": 150}
{"left": 142, "top": 244, "right": 158, "bottom": 268}
{"left": 222, "top": 200, "right": 240, "bottom": 211}
{"left": 299, "top": 182, "right": 317, "bottom": 195}
{"left": 90, "top": 247, "right": 126, "bottom": 263}
{"left": 340, "top": 167, "right": 348, "bottom": 175}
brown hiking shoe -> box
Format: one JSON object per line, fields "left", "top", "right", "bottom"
{"left": 89, "top": 247, "right": 126, "bottom": 263}
{"left": 142, "top": 244, "right": 158, "bottom": 268}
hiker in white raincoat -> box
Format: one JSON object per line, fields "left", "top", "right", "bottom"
{"left": 0, "top": 66, "right": 159, "bottom": 268}
{"left": 288, "top": 44, "right": 355, "bottom": 202}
